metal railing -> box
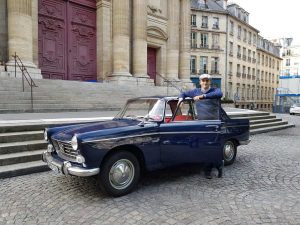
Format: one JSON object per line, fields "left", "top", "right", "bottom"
{"left": 12, "top": 52, "right": 37, "bottom": 111}
{"left": 155, "top": 73, "right": 183, "bottom": 95}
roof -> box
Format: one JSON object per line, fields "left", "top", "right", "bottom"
{"left": 191, "top": 0, "right": 226, "bottom": 13}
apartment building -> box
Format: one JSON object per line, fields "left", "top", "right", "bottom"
{"left": 190, "top": 0, "right": 227, "bottom": 89}
{"left": 191, "top": 0, "right": 282, "bottom": 110}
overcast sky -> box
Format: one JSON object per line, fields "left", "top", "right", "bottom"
{"left": 230, "top": 0, "right": 300, "bottom": 45}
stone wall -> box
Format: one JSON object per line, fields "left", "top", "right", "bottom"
{"left": 0, "top": 0, "right": 8, "bottom": 64}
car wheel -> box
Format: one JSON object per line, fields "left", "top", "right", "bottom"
{"left": 99, "top": 151, "right": 140, "bottom": 197}
{"left": 223, "top": 140, "right": 237, "bottom": 166}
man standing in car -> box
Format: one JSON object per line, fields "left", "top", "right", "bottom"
{"left": 178, "top": 74, "right": 223, "bottom": 179}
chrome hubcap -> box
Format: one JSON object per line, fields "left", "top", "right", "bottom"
{"left": 224, "top": 142, "right": 234, "bottom": 161}
{"left": 109, "top": 159, "right": 134, "bottom": 190}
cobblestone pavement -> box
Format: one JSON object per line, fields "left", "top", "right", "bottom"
{"left": 1, "top": 115, "right": 300, "bottom": 225}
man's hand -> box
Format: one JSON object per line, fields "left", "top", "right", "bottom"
{"left": 193, "top": 95, "right": 204, "bottom": 101}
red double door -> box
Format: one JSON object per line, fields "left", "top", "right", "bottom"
{"left": 38, "top": 0, "right": 97, "bottom": 81}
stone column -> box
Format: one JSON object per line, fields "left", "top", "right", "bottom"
{"left": 111, "top": 0, "right": 132, "bottom": 78}
{"left": 7, "top": 0, "right": 34, "bottom": 66}
{"left": 6, "top": 0, "right": 41, "bottom": 78}
{"left": 179, "top": 0, "right": 192, "bottom": 84}
{"left": 32, "top": 0, "right": 38, "bottom": 67}
{"left": 0, "top": 0, "right": 8, "bottom": 65}
{"left": 166, "top": 0, "right": 180, "bottom": 80}
{"left": 96, "top": 0, "right": 112, "bottom": 80}
{"left": 132, "top": 0, "right": 148, "bottom": 78}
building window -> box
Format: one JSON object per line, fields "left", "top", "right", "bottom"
{"left": 237, "top": 64, "right": 241, "bottom": 76}
{"left": 247, "top": 67, "right": 251, "bottom": 76}
{"left": 212, "top": 34, "right": 220, "bottom": 49}
{"left": 248, "top": 49, "right": 251, "bottom": 62}
{"left": 266, "top": 56, "right": 268, "bottom": 66}
{"left": 253, "top": 34, "right": 257, "bottom": 46}
{"left": 257, "top": 69, "right": 260, "bottom": 80}
{"left": 252, "top": 52, "right": 256, "bottom": 63}
{"left": 211, "top": 57, "right": 219, "bottom": 74}
{"left": 230, "top": 21, "right": 234, "bottom": 35}
{"left": 257, "top": 53, "right": 260, "bottom": 64}
{"left": 229, "top": 62, "right": 233, "bottom": 75}
{"left": 238, "top": 26, "right": 241, "bottom": 39}
{"left": 191, "top": 32, "right": 197, "bottom": 48}
{"left": 248, "top": 31, "right": 252, "bottom": 44}
{"left": 237, "top": 45, "right": 241, "bottom": 58}
{"left": 229, "top": 42, "right": 233, "bottom": 56}
{"left": 242, "top": 65, "right": 246, "bottom": 76}
{"left": 252, "top": 68, "right": 255, "bottom": 77}
{"left": 243, "top": 29, "right": 247, "bottom": 42}
{"left": 200, "top": 56, "right": 208, "bottom": 74}
{"left": 269, "top": 58, "right": 271, "bottom": 68}
{"left": 202, "top": 16, "right": 208, "bottom": 28}
{"left": 212, "top": 17, "right": 219, "bottom": 29}
{"left": 190, "top": 56, "right": 197, "bottom": 74}
{"left": 200, "top": 33, "right": 208, "bottom": 48}
{"left": 243, "top": 47, "right": 246, "bottom": 61}
{"left": 262, "top": 55, "right": 264, "bottom": 65}
{"left": 286, "top": 59, "right": 290, "bottom": 66}
{"left": 191, "top": 15, "right": 197, "bottom": 26}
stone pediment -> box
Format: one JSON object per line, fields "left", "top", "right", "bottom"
{"left": 147, "top": 26, "right": 168, "bottom": 41}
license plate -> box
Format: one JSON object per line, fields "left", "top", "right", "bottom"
{"left": 48, "top": 162, "right": 61, "bottom": 174}
{"left": 45, "top": 154, "right": 62, "bottom": 174}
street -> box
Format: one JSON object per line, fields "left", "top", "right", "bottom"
{"left": 0, "top": 115, "right": 299, "bottom": 225}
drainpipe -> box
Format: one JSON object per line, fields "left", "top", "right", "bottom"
{"left": 224, "top": 13, "right": 229, "bottom": 98}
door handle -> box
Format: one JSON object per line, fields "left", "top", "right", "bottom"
{"left": 205, "top": 125, "right": 219, "bottom": 131}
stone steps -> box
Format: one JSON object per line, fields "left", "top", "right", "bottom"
{"left": 0, "top": 76, "right": 178, "bottom": 113}
{"left": 0, "top": 140, "right": 47, "bottom": 154}
{"left": 0, "top": 161, "right": 48, "bottom": 179}
{"left": 0, "top": 130, "right": 43, "bottom": 143}
{"left": 0, "top": 149, "right": 45, "bottom": 166}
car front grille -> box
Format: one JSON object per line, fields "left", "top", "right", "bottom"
{"left": 52, "top": 139, "right": 78, "bottom": 160}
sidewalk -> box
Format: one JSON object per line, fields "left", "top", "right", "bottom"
{"left": 0, "top": 111, "right": 118, "bottom": 126}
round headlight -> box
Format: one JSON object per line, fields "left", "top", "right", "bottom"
{"left": 71, "top": 135, "right": 78, "bottom": 150}
{"left": 44, "top": 129, "right": 48, "bottom": 141}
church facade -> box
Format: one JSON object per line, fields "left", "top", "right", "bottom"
{"left": 0, "top": 0, "right": 192, "bottom": 86}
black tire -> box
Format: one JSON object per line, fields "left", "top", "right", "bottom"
{"left": 98, "top": 151, "right": 140, "bottom": 197}
{"left": 223, "top": 140, "right": 237, "bottom": 166}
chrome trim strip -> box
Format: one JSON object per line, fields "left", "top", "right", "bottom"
{"left": 82, "top": 131, "right": 220, "bottom": 143}
{"left": 239, "top": 140, "right": 251, "bottom": 145}
{"left": 42, "top": 151, "right": 99, "bottom": 177}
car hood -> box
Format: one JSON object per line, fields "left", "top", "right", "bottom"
{"left": 51, "top": 119, "right": 140, "bottom": 142}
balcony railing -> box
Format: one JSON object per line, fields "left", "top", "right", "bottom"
{"left": 252, "top": 76, "right": 256, "bottom": 80}
{"left": 191, "top": 69, "right": 197, "bottom": 74}
{"left": 212, "top": 24, "right": 219, "bottom": 29}
{"left": 242, "top": 73, "right": 246, "bottom": 78}
{"left": 211, "top": 45, "right": 220, "bottom": 50}
{"left": 201, "top": 23, "right": 208, "bottom": 28}
{"left": 237, "top": 53, "right": 241, "bottom": 59}
{"left": 199, "top": 69, "right": 208, "bottom": 74}
{"left": 252, "top": 58, "right": 256, "bottom": 63}
{"left": 248, "top": 57, "right": 251, "bottom": 62}
{"left": 247, "top": 74, "right": 251, "bottom": 79}
{"left": 210, "top": 70, "right": 220, "bottom": 74}
{"left": 242, "top": 55, "right": 246, "bottom": 61}
{"left": 200, "top": 44, "right": 209, "bottom": 49}
{"left": 236, "top": 72, "right": 241, "bottom": 77}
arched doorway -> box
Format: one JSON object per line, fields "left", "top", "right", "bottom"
{"left": 38, "top": 0, "right": 97, "bottom": 81}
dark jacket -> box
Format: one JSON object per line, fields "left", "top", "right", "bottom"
{"left": 179, "top": 88, "right": 223, "bottom": 120}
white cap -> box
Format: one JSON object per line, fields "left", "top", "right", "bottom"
{"left": 199, "top": 74, "right": 211, "bottom": 80}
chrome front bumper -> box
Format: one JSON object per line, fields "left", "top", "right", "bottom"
{"left": 239, "top": 140, "right": 251, "bottom": 145}
{"left": 42, "top": 151, "right": 99, "bottom": 177}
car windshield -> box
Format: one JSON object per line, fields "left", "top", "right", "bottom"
{"left": 293, "top": 103, "right": 300, "bottom": 107}
{"left": 115, "top": 98, "right": 165, "bottom": 122}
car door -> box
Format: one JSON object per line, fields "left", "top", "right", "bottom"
{"left": 159, "top": 99, "right": 223, "bottom": 166}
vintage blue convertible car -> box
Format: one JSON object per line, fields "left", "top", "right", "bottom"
{"left": 43, "top": 96, "right": 250, "bottom": 196}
